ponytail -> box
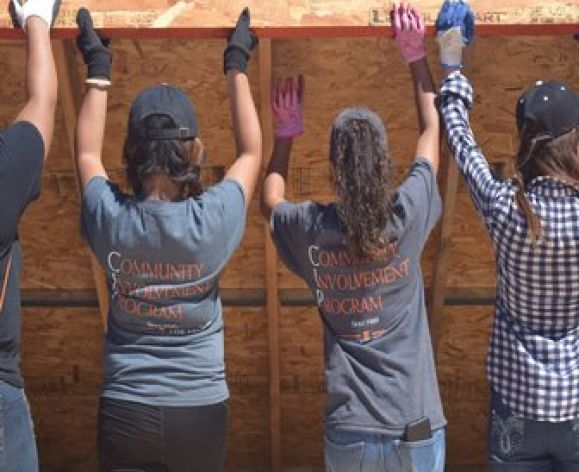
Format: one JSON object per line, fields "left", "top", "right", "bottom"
{"left": 330, "top": 108, "right": 393, "bottom": 260}
{"left": 515, "top": 123, "right": 579, "bottom": 244}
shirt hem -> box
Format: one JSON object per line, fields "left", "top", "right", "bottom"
{"left": 325, "top": 417, "right": 447, "bottom": 437}
{"left": 100, "top": 388, "right": 229, "bottom": 408}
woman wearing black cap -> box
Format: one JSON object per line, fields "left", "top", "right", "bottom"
{"left": 73, "top": 8, "right": 261, "bottom": 472}
{"left": 437, "top": 2, "right": 579, "bottom": 469}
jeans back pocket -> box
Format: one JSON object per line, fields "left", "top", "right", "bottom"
{"left": 395, "top": 428, "right": 445, "bottom": 472}
{"left": 324, "top": 436, "right": 365, "bottom": 472}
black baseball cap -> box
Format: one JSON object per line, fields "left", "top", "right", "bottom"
{"left": 516, "top": 80, "right": 579, "bottom": 139}
{"left": 128, "top": 84, "right": 198, "bottom": 140}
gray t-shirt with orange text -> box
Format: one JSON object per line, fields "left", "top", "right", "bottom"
{"left": 271, "top": 159, "right": 445, "bottom": 435}
{"left": 82, "top": 177, "right": 245, "bottom": 406}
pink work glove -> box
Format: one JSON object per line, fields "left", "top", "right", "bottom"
{"left": 390, "top": 4, "right": 426, "bottom": 64}
{"left": 272, "top": 75, "right": 305, "bottom": 139}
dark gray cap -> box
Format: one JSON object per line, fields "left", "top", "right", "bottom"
{"left": 128, "top": 84, "right": 198, "bottom": 140}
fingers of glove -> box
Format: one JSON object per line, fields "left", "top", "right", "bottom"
{"left": 271, "top": 80, "right": 280, "bottom": 112}
{"left": 236, "top": 7, "right": 250, "bottom": 30}
{"left": 76, "top": 7, "right": 94, "bottom": 32}
{"left": 10, "top": 0, "right": 22, "bottom": 17}
{"left": 400, "top": 4, "right": 409, "bottom": 30}
{"left": 408, "top": 8, "right": 418, "bottom": 32}
{"left": 9, "top": 0, "right": 22, "bottom": 29}
{"left": 389, "top": 3, "right": 401, "bottom": 31}
{"left": 284, "top": 78, "right": 291, "bottom": 107}
{"left": 463, "top": 7, "right": 475, "bottom": 44}
{"left": 415, "top": 9, "right": 425, "bottom": 34}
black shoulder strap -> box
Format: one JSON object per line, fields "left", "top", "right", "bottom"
{"left": 0, "top": 253, "right": 12, "bottom": 313}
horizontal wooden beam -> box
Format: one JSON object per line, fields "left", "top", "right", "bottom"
{"left": 0, "top": 1, "right": 575, "bottom": 39}
{"left": 0, "top": 23, "right": 575, "bottom": 40}
{"left": 21, "top": 287, "right": 498, "bottom": 308}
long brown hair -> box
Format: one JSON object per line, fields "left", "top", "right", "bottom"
{"left": 514, "top": 123, "right": 579, "bottom": 242}
{"left": 330, "top": 108, "right": 394, "bottom": 259}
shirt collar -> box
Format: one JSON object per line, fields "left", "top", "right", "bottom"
{"left": 526, "top": 176, "right": 579, "bottom": 197}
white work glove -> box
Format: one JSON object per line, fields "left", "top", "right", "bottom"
{"left": 436, "top": 26, "right": 465, "bottom": 68}
{"left": 11, "top": 0, "right": 62, "bottom": 31}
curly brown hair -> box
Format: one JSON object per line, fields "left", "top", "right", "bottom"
{"left": 330, "top": 108, "right": 394, "bottom": 260}
{"left": 514, "top": 124, "right": 579, "bottom": 243}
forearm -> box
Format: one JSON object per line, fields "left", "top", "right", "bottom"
{"left": 410, "top": 58, "right": 439, "bottom": 170}
{"left": 16, "top": 17, "right": 58, "bottom": 158}
{"left": 262, "top": 138, "right": 292, "bottom": 218}
{"left": 439, "top": 73, "right": 500, "bottom": 213}
{"left": 227, "top": 70, "right": 261, "bottom": 158}
{"left": 410, "top": 59, "right": 438, "bottom": 134}
{"left": 26, "top": 18, "right": 57, "bottom": 107}
{"left": 75, "top": 86, "right": 108, "bottom": 188}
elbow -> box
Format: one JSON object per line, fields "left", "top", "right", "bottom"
{"left": 260, "top": 186, "right": 275, "bottom": 222}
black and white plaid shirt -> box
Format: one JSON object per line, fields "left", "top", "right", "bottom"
{"left": 440, "top": 71, "right": 579, "bottom": 422}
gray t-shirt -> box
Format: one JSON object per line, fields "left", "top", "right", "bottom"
{"left": 272, "top": 158, "right": 445, "bottom": 435}
{"left": 82, "top": 177, "right": 246, "bottom": 406}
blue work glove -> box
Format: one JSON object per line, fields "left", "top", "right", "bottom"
{"left": 435, "top": 0, "right": 475, "bottom": 68}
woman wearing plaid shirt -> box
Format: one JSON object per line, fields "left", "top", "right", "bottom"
{"left": 436, "top": 2, "right": 579, "bottom": 470}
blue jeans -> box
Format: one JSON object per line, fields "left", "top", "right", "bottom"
{"left": 489, "top": 394, "right": 579, "bottom": 471}
{"left": 324, "top": 427, "right": 445, "bottom": 472}
{"left": 0, "top": 381, "right": 38, "bottom": 472}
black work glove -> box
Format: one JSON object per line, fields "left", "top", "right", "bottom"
{"left": 223, "top": 8, "right": 258, "bottom": 75}
{"left": 76, "top": 8, "right": 112, "bottom": 81}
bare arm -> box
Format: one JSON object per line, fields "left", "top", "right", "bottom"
{"left": 261, "top": 138, "right": 292, "bottom": 220}
{"left": 410, "top": 58, "right": 440, "bottom": 172}
{"left": 73, "top": 8, "right": 112, "bottom": 189}
{"left": 75, "top": 86, "right": 108, "bottom": 189}
{"left": 14, "top": 17, "right": 57, "bottom": 161}
{"left": 224, "top": 70, "right": 262, "bottom": 207}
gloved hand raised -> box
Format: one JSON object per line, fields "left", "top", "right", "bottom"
{"left": 435, "top": 0, "right": 475, "bottom": 68}
{"left": 223, "top": 8, "right": 258, "bottom": 75}
{"left": 76, "top": 8, "right": 112, "bottom": 83}
{"left": 390, "top": 3, "right": 426, "bottom": 65}
{"left": 10, "top": 0, "right": 61, "bottom": 31}
{"left": 272, "top": 75, "right": 305, "bottom": 139}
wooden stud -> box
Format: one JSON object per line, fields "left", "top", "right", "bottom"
{"left": 258, "top": 38, "right": 282, "bottom": 472}
{"left": 428, "top": 147, "right": 460, "bottom": 355}
{"left": 52, "top": 39, "right": 109, "bottom": 331}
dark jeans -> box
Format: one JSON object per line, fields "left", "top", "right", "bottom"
{"left": 489, "top": 393, "right": 579, "bottom": 471}
{"left": 98, "top": 397, "right": 228, "bottom": 472}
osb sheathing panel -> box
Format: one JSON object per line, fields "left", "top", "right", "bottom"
{"left": 7, "top": 35, "right": 578, "bottom": 469}
{"left": 21, "top": 307, "right": 270, "bottom": 471}
{"left": 0, "top": 0, "right": 576, "bottom": 30}
{"left": 15, "top": 35, "right": 578, "bottom": 292}
{"left": 438, "top": 306, "right": 494, "bottom": 465}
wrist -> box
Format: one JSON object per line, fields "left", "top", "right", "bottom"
{"left": 25, "top": 16, "right": 49, "bottom": 33}
{"left": 224, "top": 45, "right": 249, "bottom": 75}
{"left": 404, "top": 52, "right": 426, "bottom": 65}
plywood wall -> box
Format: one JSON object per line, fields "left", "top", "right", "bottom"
{"left": 11, "top": 34, "right": 579, "bottom": 470}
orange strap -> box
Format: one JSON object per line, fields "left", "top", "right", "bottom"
{"left": 0, "top": 255, "right": 12, "bottom": 313}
